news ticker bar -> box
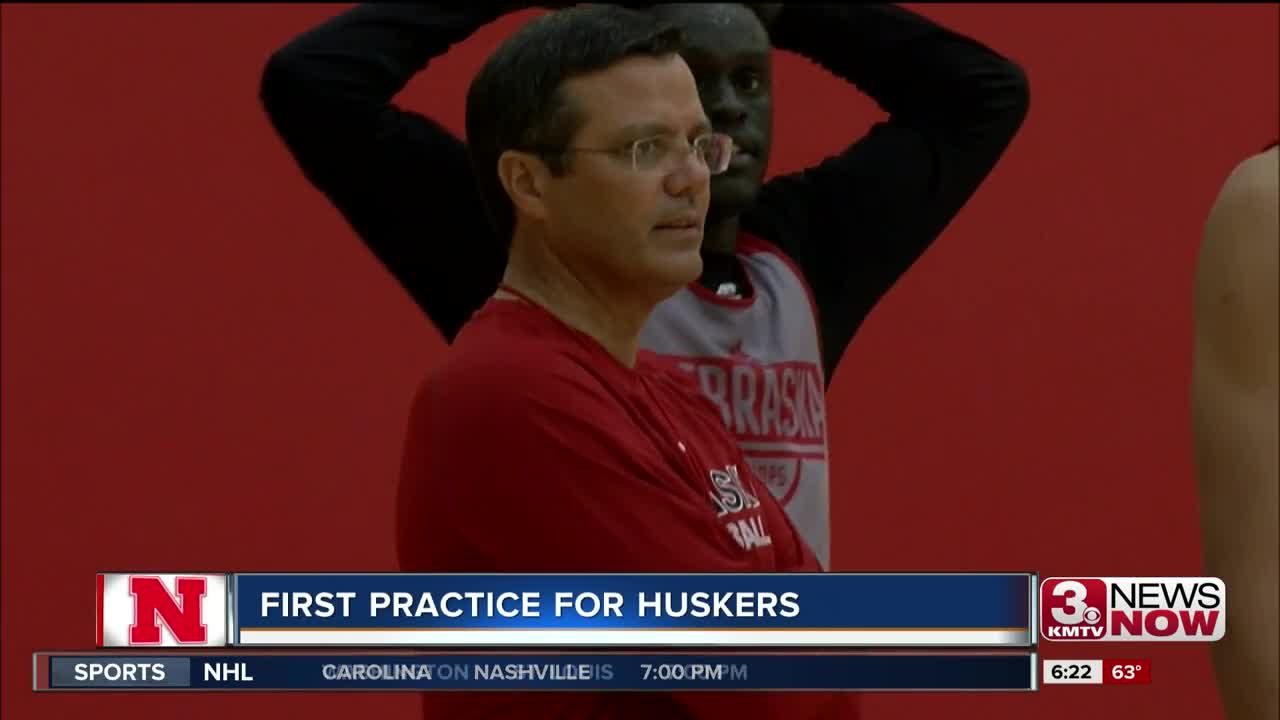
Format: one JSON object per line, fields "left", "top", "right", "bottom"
{"left": 1041, "top": 659, "right": 1151, "bottom": 686}
{"left": 34, "top": 652, "right": 1039, "bottom": 692}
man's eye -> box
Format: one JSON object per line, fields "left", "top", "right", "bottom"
{"left": 633, "top": 138, "right": 664, "bottom": 160}
{"left": 737, "top": 72, "right": 763, "bottom": 93}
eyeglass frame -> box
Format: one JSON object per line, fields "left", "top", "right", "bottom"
{"left": 519, "top": 132, "right": 736, "bottom": 175}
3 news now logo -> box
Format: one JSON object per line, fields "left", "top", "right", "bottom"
{"left": 1040, "top": 577, "right": 1225, "bottom": 642}
{"left": 96, "top": 573, "right": 228, "bottom": 647}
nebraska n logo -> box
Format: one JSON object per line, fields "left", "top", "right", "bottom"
{"left": 129, "top": 575, "right": 208, "bottom": 644}
{"left": 97, "top": 573, "right": 228, "bottom": 647}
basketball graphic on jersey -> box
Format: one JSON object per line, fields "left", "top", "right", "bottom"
{"left": 746, "top": 456, "right": 802, "bottom": 505}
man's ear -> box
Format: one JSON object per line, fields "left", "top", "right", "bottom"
{"left": 498, "top": 150, "right": 550, "bottom": 221}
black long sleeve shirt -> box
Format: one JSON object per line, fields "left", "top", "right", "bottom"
{"left": 260, "top": 2, "right": 1030, "bottom": 381}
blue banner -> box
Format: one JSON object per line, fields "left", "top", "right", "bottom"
{"left": 230, "top": 573, "right": 1033, "bottom": 647}
{"left": 37, "top": 652, "right": 1038, "bottom": 691}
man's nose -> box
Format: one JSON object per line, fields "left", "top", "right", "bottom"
{"left": 664, "top": 146, "right": 711, "bottom": 199}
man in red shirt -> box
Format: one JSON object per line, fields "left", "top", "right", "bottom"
{"left": 397, "top": 6, "right": 854, "bottom": 718}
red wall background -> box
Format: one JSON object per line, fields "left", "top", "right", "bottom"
{"left": 2, "top": 3, "right": 1276, "bottom": 719}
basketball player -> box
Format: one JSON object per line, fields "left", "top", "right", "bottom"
{"left": 1194, "top": 141, "right": 1278, "bottom": 720}
{"left": 261, "top": 2, "right": 1029, "bottom": 572}
{"left": 400, "top": 6, "right": 853, "bottom": 717}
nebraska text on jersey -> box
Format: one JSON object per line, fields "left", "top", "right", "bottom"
{"left": 639, "top": 236, "right": 831, "bottom": 567}
{"left": 678, "top": 356, "right": 826, "bottom": 505}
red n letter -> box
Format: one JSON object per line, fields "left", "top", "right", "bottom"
{"left": 129, "top": 576, "right": 207, "bottom": 644}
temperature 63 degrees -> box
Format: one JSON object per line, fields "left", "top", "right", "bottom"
{"left": 1103, "top": 660, "right": 1150, "bottom": 685}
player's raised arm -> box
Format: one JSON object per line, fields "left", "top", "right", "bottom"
{"left": 260, "top": 3, "right": 520, "bottom": 342}
{"left": 1193, "top": 144, "right": 1278, "bottom": 720}
{"left": 745, "top": 4, "right": 1030, "bottom": 376}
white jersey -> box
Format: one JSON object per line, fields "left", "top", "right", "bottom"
{"left": 640, "top": 234, "right": 831, "bottom": 567}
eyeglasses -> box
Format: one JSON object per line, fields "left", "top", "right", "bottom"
{"left": 550, "top": 133, "right": 736, "bottom": 175}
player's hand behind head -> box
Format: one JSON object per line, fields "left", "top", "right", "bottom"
{"left": 611, "top": 3, "right": 783, "bottom": 28}
{"left": 744, "top": 3, "right": 783, "bottom": 28}
{"left": 498, "top": 1, "right": 577, "bottom": 11}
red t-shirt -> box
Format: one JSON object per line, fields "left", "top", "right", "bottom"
{"left": 397, "top": 297, "right": 858, "bottom": 719}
